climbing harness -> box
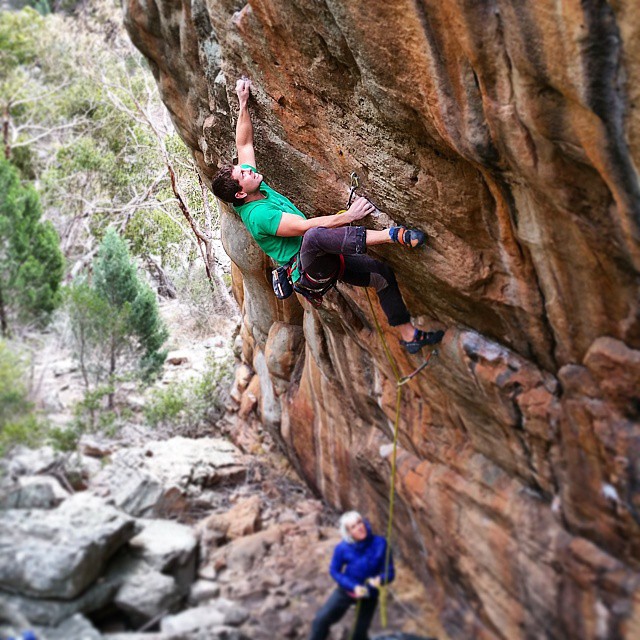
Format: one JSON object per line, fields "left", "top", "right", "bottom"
{"left": 292, "top": 252, "right": 346, "bottom": 307}
{"left": 272, "top": 250, "right": 345, "bottom": 303}
{"left": 343, "top": 173, "right": 438, "bottom": 636}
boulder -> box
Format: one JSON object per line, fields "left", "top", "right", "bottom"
{"left": 0, "top": 597, "right": 32, "bottom": 636}
{"left": 252, "top": 350, "right": 280, "bottom": 429}
{"left": 0, "top": 574, "right": 120, "bottom": 626}
{"left": 0, "top": 475, "right": 69, "bottom": 509}
{"left": 166, "top": 351, "right": 190, "bottom": 366}
{"left": 160, "top": 599, "right": 249, "bottom": 635}
{"left": 237, "top": 375, "right": 260, "bottom": 420}
{"left": 36, "top": 613, "right": 103, "bottom": 640}
{"left": 203, "top": 336, "right": 226, "bottom": 349}
{"left": 0, "top": 492, "right": 137, "bottom": 599}
{"left": 258, "top": 594, "right": 289, "bottom": 615}
{"left": 264, "top": 322, "right": 304, "bottom": 383}
{"left": 53, "top": 359, "right": 78, "bottom": 377}
{"left": 5, "top": 446, "right": 61, "bottom": 477}
{"left": 41, "top": 389, "right": 64, "bottom": 411}
{"left": 188, "top": 580, "right": 221, "bottom": 605}
{"left": 198, "top": 495, "right": 262, "bottom": 554}
{"left": 80, "top": 435, "right": 118, "bottom": 458}
{"left": 224, "top": 526, "right": 283, "bottom": 573}
{"left": 114, "top": 563, "right": 182, "bottom": 627}
{"left": 89, "top": 437, "right": 246, "bottom": 517}
{"left": 128, "top": 519, "right": 197, "bottom": 593}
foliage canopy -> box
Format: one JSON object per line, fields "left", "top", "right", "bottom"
{"left": 66, "top": 228, "right": 168, "bottom": 396}
{"left": 0, "top": 157, "right": 64, "bottom": 335}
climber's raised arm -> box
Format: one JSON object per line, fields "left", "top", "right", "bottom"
{"left": 235, "top": 77, "right": 255, "bottom": 168}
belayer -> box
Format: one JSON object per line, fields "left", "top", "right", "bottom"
{"left": 212, "top": 77, "right": 444, "bottom": 353}
{"left": 309, "top": 511, "right": 395, "bottom": 640}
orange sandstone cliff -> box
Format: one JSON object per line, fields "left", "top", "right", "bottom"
{"left": 125, "top": 1, "right": 640, "bottom": 637}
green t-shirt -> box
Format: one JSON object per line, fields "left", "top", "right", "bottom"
{"left": 233, "top": 164, "right": 305, "bottom": 265}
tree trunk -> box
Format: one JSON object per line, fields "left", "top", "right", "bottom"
{"left": 146, "top": 255, "right": 177, "bottom": 298}
{"left": 78, "top": 324, "right": 90, "bottom": 389}
{"left": 199, "top": 174, "right": 236, "bottom": 313}
{"left": 108, "top": 338, "right": 116, "bottom": 410}
{"left": 0, "top": 285, "right": 8, "bottom": 337}
{"left": 3, "top": 102, "right": 10, "bottom": 160}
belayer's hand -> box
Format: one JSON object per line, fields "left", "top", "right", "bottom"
{"left": 353, "top": 585, "right": 369, "bottom": 598}
{"left": 346, "top": 196, "right": 375, "bottom": 223}
{"left": 367, "top": 576, "right": 382, "bottom": 588}
{"left": 236, "top": 77, "right": 252, "bottom": 107}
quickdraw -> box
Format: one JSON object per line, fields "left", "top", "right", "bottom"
{"left": 347, "top": 171, "right": 359, "bottom": 207}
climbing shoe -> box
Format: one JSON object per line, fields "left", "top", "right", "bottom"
{"left": 389, "top": 226, "right": 426, "bottom": 248}
{"left": 400, "top": 328, "right": 444, "bottom": 354}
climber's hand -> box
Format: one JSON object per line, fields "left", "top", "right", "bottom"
{"left": 353, "top": 585, "right": 369, "bottom": 598}
{"left": 236, "top": 77, "right": 252, "bottom": 106}
{"left": 367, "top": 576, "right": 382, "bottom": 588}
{"left": 345, "top": 196, "right": 375, "bottom": 223}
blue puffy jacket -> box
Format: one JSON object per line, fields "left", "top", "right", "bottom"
{"left": 329, "top": 521, "right": 395, "bottom": 595}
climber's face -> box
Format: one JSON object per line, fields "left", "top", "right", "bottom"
{"left": 232, "top": 165, "right": 263, "bottom": 199}
{"left": 347, "top": 517, "right": 368, "bottom": 542}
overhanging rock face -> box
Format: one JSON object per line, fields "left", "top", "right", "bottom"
{"left": 125, "top": 1, "right": 640, "bottom": 637}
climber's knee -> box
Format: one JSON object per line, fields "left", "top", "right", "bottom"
{"left": 369, "top": 262, "right": 395, "bottom": 292}
{"left": 369, "top": 272, "right": 388, "bottom": 292}
{"left": 303, "top": 226, "right": 323, "bottom": 247}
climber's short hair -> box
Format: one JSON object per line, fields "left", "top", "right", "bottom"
{"left": 212, "top": 165, "right": 244, "bottom": 207}
{"left": 339, "top": 511, "right": 363, "bottom": 543}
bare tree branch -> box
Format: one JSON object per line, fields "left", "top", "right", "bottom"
{"left": 11, "top": 119, "right": 91, "bottom": 148}
{"left": 10, "top": 81, "right": 74, "bottom": 108}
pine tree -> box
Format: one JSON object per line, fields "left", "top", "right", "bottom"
{"left": 0, "top": 157, "right": 64, "bottom": 336}
{"left": 66, "top": 228, "right": 168, "bottom": 408}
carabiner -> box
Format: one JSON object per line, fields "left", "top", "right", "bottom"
{"left": 347, "top": 172, "right": 359, "bottom": 208}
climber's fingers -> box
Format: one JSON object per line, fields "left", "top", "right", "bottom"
{"left": 347, "top": 196, "right": 376, "bottom": 221}
{"left": 236, "top": 77, "right": 252, "bottom": 99}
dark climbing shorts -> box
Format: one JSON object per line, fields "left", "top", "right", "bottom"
{"left": 298, "top": 226, "right": 411, "bottom": 326}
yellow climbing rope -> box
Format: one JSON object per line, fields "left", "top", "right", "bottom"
{"left": 362, "top": 244, "right": 437, "bottom": 628}
{"left": 364, "top": 287, "right": 400, "bottom": 629}
{"left": 345, "top": 172, "right": 437, "bottom": 635}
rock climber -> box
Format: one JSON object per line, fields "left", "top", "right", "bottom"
{"left": 212, "top": 77, "right": 444, "bottom": 353}
{"left": 308, "top": 511, "right": 394, "bottom": 640}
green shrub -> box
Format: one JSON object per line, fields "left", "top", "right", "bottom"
{"left": 144, "top": 385, "right": 188, "bottom": 429}
{"left": 144, "top": 354, "right": 232, "bottom": 434}
{"left": 0, "top": 341, "right": 44, "bottom": 456}
{"left": 48, "top": 423, "right": 82, "bottom": 452}
{"left": 0, "top": 157, "right": 64, "bottom": 336}
{"left": 65, "top": 229, "right": 168, "bottom": 406}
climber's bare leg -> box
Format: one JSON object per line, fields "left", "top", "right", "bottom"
{"left": 366, "top": 229, "right": 423, "bottom": 248}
